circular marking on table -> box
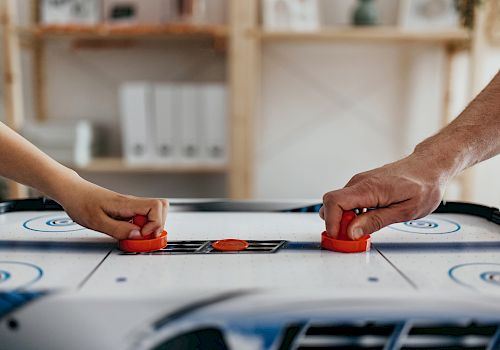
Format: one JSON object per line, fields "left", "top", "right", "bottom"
{"left": 23, "top": 215, "right": 84, "bottom": 233}
{"left": 389, "top": 217, "right": 460, "bottom": 234}
{"left": 448, "top": 263, "right": 500, "bottom": 291}
{"left": 0, "top": 270, "right": 11, "bottom": 284}
{"left": 404, "top": 220, "right": 438, "bottom": 229}
{"left": 46, "top": 218, "right": 75, "bottom": 227}
{"left": 0, "top": 261, "right": 43, "bottom": 290}
{"left": 480, "top": 271, "right": 500, "bottom": 286}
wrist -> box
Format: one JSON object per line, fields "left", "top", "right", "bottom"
{"left": 42, "top": 166, "right": 84, "bottom": 204}
{"left": 412, "top": 135, "right": 466, "bottom": 183}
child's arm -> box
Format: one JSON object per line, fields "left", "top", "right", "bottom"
{"left": 321, "top": 71, "right": 500, "bottom": 239}
{"left": 0, "top": 122, "right": 168, "bottom": 240}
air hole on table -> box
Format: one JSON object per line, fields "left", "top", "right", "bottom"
{"left": 7, "top": 318, "right": 19, "bottom": 331}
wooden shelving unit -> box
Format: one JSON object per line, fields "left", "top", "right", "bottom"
{"left": 17, "top": 23, "right": 228, "bottom": 40}
{"left": 0, "top": 0, "right": 486, "bottom": 201}
{"left": 257, "top": 27, "right": 471, "bottom": 44}
{"left": 70, "top": 158, "right": 227, "bottom": 174}
{"left": 1, "top": 0, "right": 257, "bottom": 199}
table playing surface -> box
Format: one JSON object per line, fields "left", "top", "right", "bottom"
{"left": 1, "top": 199, "right": 499, "bottom": 350}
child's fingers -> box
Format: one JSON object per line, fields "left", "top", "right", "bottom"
{"left": 160, "top": 199, "right": 169, "bottom": 235}
{"left": 126, "top": 198, "right": 167, "bottom": 237}
{"left": 99, "top": 196, "right": 169, "bottom": 239}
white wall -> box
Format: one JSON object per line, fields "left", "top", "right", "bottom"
{"left": 255, "top": 0, "right": 446, "bottom": 200}
{"left": 256, "top": 41, "right": 444, "bottom": 199}
{"left": 471, "top": 46, "right": 500, "bottom": 207}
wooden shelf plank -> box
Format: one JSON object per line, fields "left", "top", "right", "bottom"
{"left": 17, "top": 23, "right": 228, "bottom": 40}
{"left": 256, "top": 27, "right": 470, "bottom": 44}
{"left": 68, "top": 158, "right": 228, "bottom": 174}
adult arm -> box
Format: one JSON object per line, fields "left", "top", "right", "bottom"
{"left": 321, "top": 71, "right": 500, "bottom": 239}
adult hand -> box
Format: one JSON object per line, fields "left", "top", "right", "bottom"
{"left": 320, "top": 152, "right": 451, "bottom": 240}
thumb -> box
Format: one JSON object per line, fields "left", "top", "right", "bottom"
{"left": 95, "top": 213, "right": 141, "bottom": 240}
{"left": 348, "top": 204, "right": 411, "bottom": 239}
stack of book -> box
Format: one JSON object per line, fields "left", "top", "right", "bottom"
{"left": 119, "top": 82, "right": 227, "bottom": 165}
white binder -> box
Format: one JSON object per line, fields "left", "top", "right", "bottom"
{"left": 201, "top": 84, "right": 227, "bottom": 164}
{"left": 119, "top": 82, "right": 154, "bottom": 164}
{"left": 178, "top": 84, "right": 202, "bottom": 163}
{"left": 153, "top": 84, "right": 178, "bottom": 163}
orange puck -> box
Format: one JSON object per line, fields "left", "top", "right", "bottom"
{"left": 133, "top": 214, "right": 148, "bottom": 228}
{"left": 212, "top": 239, "right": 249, "bottom": 252}
{"left": 119, "top": 230, "right": 168, "bottom": 253}
{"left": 321, "top": 231, "right": 371, "bottom": 253}
{"left": 321, "top": 210, "right": 371, "bottom": 253}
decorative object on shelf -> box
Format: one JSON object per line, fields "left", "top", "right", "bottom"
{"left": 455, "top": 0, "right": 482, "bottom": 30}
{"left": 103, "top": 0, "right": 164, "bottom": 25}
{"left": 41, "top": 0, "right": 101, "bottom": 25}
{"left": 21, "top": 120, "right": 97, "bottom": 167}
{"left": 178, "top": 0, "right": 208, "bottom": 24}
{"left": 262, "top": 0, "right": 320, "bottom": 32}
{"left": 352, "top": 0, "right": 379, "bottom": 26}
{"left": 102, "top": 0, "right": 208, "bottom": 25}
{"left": 486, "top": 0, "right": 500, "bottom": 45}
{"left": 399, "top": 0, "right": 460, "bottom": 30}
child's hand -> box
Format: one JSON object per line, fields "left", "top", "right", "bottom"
{"left": 55, "top": 175, "right": 168, "bottom": 240}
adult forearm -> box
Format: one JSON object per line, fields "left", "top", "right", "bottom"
{"left": 0, "top": 122, "right": 79, "bottom": 200}
{"left": 414, "top": 71, "right": 500, "bottom": 178}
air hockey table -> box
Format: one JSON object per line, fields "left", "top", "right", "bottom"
{"left": 1, "top": 198, "right": 500, "bottom": 350}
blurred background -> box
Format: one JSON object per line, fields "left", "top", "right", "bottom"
{"left": 0, "top": 0, "right": 499, "bottom": 205}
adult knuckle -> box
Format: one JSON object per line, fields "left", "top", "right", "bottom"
{"left": 349, "top": 173, "right": 364, "bottom": 184}
{"left": 361, "top": 178, "right": 378, "bottom": 191}
{"left": 370, "top": 213, "right": 385, "bottom": 232}
{"left": 357, "top": 180, "right": 380, "bottom": 201}
{"left": 323, "top": 192, "right": 338, "bottom": 205}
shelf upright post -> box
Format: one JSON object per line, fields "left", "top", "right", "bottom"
{"left": 228, "top": 0, "right": 260, "bottom": 199}
{"left": 1, "top": 0, "right": 29, "bottom": 199}
{"left": 441, "top": 43, "right": 456, "bottom": 128}
{"left": 1, "top": 0, "right": 24, "bottom": 130}
{"left": 31, "top": 0, "right": 46, "bottom": 122}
